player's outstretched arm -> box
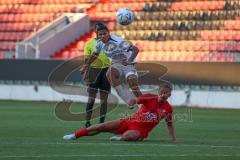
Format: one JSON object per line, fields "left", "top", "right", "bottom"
{"left": 122, "top": 44, "right": 139, "bottom": 66}
{"left": 80, "top": 54, "right": 98, "bottom": 75}
{"left": 128, "top": 45, "right": 139, "bottom": 62}
{"left": 166, "top": 122, "right": 176, "bottom": 142}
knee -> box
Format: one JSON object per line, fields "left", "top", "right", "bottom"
{"left": 108, "top": 67, "right": 119, "bottom": 79}
{"left": 87, "top": 98, "right": 95, "bottom": 107}
{"left": 127, "top": 75, "right": 138, "bottom": 85}
{"left": 121, "top": 131, "right": 141, "bottom": 141}
{"left": 127, "top": 74, "right": 137, "bottom": 80}
{"left": 100, "top": 100, "right": 107, "bottom": 107}
{"left": 100, "top": 95, "right": 107, "bottom": 106}
{"left": 100, "top": 91, "right": 108, "bottom": 98}
{"left": 128, "top": 80, "right": 139, "bottom": 91}
{"left": 88, "top": 91, "right": 97, "bottom": 102}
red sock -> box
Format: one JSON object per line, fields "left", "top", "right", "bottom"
{"left": 75, "top": 128, "right": 88, "bottom": 138}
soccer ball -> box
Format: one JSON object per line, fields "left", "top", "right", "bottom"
{"left": 116, "top": 8, "right": 134, "bottom": 25}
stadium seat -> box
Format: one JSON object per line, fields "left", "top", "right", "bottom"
{"left": 1, "top": 0, "right": 234, "bottom": 61}
{"left": 0, "top": 0, "right": 95, "bottom": 55}
{"left": 0, "top": 51, "right": 5, "bottom": 58}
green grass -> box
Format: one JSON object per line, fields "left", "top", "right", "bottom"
{"left": 0, "top": 100, "right": 240, "bottom": 160}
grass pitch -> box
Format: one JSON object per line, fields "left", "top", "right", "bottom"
{"left": 0, "top": 100, "right": 240, "bottom": 160}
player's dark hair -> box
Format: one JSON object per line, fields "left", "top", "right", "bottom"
{"left": 94, "top": 22, "right": 109, "bottom": 32}
{"left": 159, "top": 83, "right": 173, "bottom": 91}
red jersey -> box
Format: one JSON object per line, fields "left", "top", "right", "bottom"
{"left": 129, "top": 94, "right": 173, "bottom": 138}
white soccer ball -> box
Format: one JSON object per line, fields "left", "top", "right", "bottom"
{"left": 116, "top": 8, "right": 134, "bottom": 25}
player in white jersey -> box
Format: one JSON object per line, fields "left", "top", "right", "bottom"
{"left": 81, "top": 23, "right": 142, "bottom": 107}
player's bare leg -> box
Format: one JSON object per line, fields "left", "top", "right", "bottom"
{"left": 106, "top": 67, "right": 121, "bottom": 87}
{"left": 106, "top": 67, "right": 135, "bottom": 106}
{"left": 63, "top": 120, "right": 120, "bottom": 140}
{"left": 87, "top": 120, "right": 120, "bottom": 135}
{"left": 110, "top": 130, "right": 141, "bottom": 141}
{"left": 127, "top": 75, "right": 142, "bottom": 97}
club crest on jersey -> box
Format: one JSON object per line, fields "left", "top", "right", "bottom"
{"left": 143, "top": 111, "right": 158, "bottom": 121}
{"left": 103, "top": 40, "right": 131, "bottom": 55}
{"left": 103, "top": 42, "right": 117, "bottom": 52}
{"left": 119, "top": 41, "right": 132, "bottom": 51}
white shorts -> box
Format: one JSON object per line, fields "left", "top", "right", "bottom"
{"left": 111, "top": 62, "right": 138, "bottom": 80}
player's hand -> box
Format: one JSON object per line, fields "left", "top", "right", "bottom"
{"left": 158, "top": 94, "right": 164, "bottom": 104}
{"left": 128, "top": 99, "right": 136, "bottom": 109}
{"left": 128, "top": 105, "right": 135, "bottom": 109}
{"left": 121, "top": 60, "right": 132, "bottom": 66}
{"left": 158, "top": 93, "right": 168, "bottom": 104}
{"left": 80, "top": 64, "right": 88, "bottom": 75}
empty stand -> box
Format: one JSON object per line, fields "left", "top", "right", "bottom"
{"left": 53, "top": 0, "right": 240, "bottom": 61}
{"left": 0, "top": 0, "right": 94, "bottom": 56}
{"left": 1, "top": 0, "right": 239, "bottom": 62}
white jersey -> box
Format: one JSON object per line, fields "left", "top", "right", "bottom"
{"left": 94, "top": 35, "right": 137, "bottom": 63}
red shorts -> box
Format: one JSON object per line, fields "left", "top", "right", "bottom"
{"left": 113, "top": 119, "right": 148, "bottom": 139}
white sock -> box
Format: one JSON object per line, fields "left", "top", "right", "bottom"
{"left": 115, "top": 85, "right": 134, "bottom": 105}
{"left": 63, "top": 134, "right": 76, "bottom": 140}
{"left": 110, "top": 136, "right": 121, "bottom": 141}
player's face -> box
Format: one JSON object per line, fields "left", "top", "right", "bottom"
{"left": 97, "top": 29, "right": 110, "bottom": 43}
{"left": 158, "top": 87, "right": 171, "bottom": 103}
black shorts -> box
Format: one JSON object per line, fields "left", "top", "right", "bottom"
{"left": 86, "top": 67, "right": 111, "bottom": 93}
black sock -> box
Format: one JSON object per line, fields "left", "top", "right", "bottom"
{"left": 85, "top": 121, "right": 91, "bottom": 128}
{"left": 99, "top": 115, "right": 105, "bottom": 123}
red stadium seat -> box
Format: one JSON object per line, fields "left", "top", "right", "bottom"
{"left": 1, "top": 0, "right": 239, "bottom": 62}
{"left": 0, "top": 51, "right": 5, "bottom": 59}
{"left": 0, "top": 0, "right": 94, "bottom": 55}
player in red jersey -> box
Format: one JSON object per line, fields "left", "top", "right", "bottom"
{"left": 63, "top": 83, "right": 176, "bottom": 142}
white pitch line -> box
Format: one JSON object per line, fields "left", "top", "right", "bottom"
{"left": 0, "top": 154, "right": 240, "bottom": 158}
{"left": 1, "top": 142, "right": 239, "bottom": 148}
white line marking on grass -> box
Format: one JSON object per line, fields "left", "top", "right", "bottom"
{"left": 57, "top": 142, "right": 237, "bottom": 148}
{"left": 1, "top": 154, "right": 240, "bottom": 158}
{"left": 1, "top": 142, "right": 239, "bottom": 148}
